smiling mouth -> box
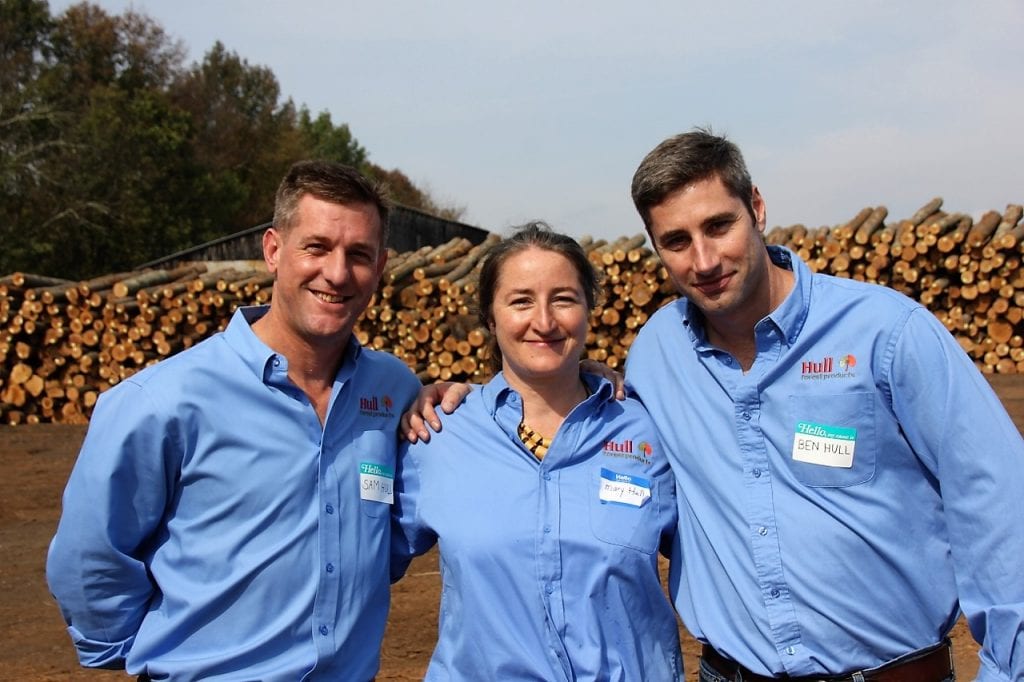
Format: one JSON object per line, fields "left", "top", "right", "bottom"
{"left": 693, "top": 274, "right": 731, "bottom": 296}
{"left": 312, "top": 291, "right": 348, "bottom": 304}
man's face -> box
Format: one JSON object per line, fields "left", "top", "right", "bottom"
{"left": 263, "top": 194, "right": 386, "bottom": 349}
{"left": 647, "top": 174, "right": 770, "bottom": 324}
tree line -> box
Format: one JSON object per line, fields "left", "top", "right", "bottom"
{"left": 1, "top": 0, "right": 464, "bottom": 280}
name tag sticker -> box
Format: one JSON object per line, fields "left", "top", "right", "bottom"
{"left": 359, "top": 462, "right": 394, "bottom": 504}
{"left": 792, "top": 421, "right": 856, "bottom": 468}
{"left": 599, "top": 468, "right": 651, "bottom": 508}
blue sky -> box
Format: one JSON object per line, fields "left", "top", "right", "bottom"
{"left": 51, "top": 1, "right": 1024, "bottom": 244}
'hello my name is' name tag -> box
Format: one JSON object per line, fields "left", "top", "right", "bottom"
{"left": 359, "top": 462, "right": 394, "bottom": 504}
{"left": 792, "top": 421, "right": 856, "bottom": 468}
{"left": 599, "top": 468, "right": 651, "bottom": 508}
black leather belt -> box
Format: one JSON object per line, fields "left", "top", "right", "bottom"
{"left": 700, "top": 641, "right": 953, "bottom": 682}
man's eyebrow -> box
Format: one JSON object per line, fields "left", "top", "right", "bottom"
{"left": 701, "top": 210, "right": 741, "bottom": 226}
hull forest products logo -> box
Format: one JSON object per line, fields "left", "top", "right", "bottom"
{"left": 603, "top": 438, "right": 654, "bottom": 465}
{"left": 359, "top": 394, "right": 394, "bottom": 418}
{"left": 800, "top": 354, "right": 856, "bottom": 381}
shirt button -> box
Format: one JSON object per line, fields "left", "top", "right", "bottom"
{"left": 273, "top": 357, "right": 281, "bottom": 367}
{"left": 770, "top": 588, "right": 781, "bottom": 598}
{"left": 752, "top": 468, "right": 762, "bottom": 478}
{"left": 742, "top": 411, "right": 752, "bottom": 421}
{"left": 758, "top": 526, "right": 768, "bottom": 536}
{"left": 545, "top": 585, "right": 554, "bottom": 595}
{"left": 543, "top": 473, "right": 551, "bottom": 481}
{"left": 786, "top": 646, "right": 796, "bottom": 656}
{"left": 326, "top": 563, "right": 334, "bottom": 573}
{"left": 543, "top": 525, "right": 551, "bottom": 533}
{"left": 319, "top": 625, "right": 329, "bottom": 636}
{"left": 325, "top": 504, "right": 334, "bottom": 514}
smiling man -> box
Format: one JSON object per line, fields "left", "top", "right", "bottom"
{"left": 46, "top": 161, "right": 421, "bottom": 681}
{"left": 626, "top": 129, "right": 1024, "bottom": 681}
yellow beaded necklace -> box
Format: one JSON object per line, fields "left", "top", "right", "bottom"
{"left": 517, "top": 422, "right": 552, "bottom": 460}
{"left": 516, "top": 380, "right": 590, "bottom": 460}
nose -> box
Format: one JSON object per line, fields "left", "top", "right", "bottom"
{"left": 533, "top": 305, "right": 558, "bottom": 334}
{"left": 322, "top": 250, "right": 350, "bottom": 287}
{"left": 691, "top": 236, "right": 719, "bottom": 274}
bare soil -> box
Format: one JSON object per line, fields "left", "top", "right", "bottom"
{"left": 7, "top": 373, "right": 1021, "bottom": 680}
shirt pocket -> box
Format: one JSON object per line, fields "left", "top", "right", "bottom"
{"left": 785, "top": 392, "right": 877, "bottom": 487}
{"left": 588, "top": 466, "right": 663, "bottom": 554}
{"left": 352, "top": 428, "right": 396, "bottom": 518}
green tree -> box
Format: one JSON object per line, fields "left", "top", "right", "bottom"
{"left": 0, "top": 0, "right": 62, "bottom": 273}
{"left": 0, "top": 2, "right": 469, "bottom": 279}
{"left": 367, "top": 163, "right": 466, "bottom": 222}
{"left": 28, "top": 2, "right": 199, "bottom": 277}
{"left": 170, "top": 41, "right": 301, "bottom": 236}
{"left": 298, "top": 107, "right": 367, "bottom": 168}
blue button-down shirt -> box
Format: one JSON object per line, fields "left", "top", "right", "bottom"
{"left": 391, "top": 372, "right": 682, "bottom": 681}
{"left": 46, "top": 306, "right": 420, "bottom": 681}
{"left": 627, "top": 246, "right": 1024, "bottom": 681}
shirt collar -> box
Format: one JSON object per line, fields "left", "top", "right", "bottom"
{"left": 225, "top": 305, "right": 362, "bottom": 385}
{"left": 762, "top": 245, "right": 810, "bottom": 346}
{"left": 479, "top": 370, "right": 615, "bottom": 417}
{"left": 679, "top": 245, "right": 809, "bottom": 349}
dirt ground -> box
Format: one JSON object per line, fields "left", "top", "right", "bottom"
{"left": 5, "top": 375, "right": 1021, "bottom": 680}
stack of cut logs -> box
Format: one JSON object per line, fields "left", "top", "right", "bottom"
{"left": 765, "top": 198, "right": 1024, "bottom": 374}
{"left": 2, "top": 197, "right": 1023, "bottom": 424}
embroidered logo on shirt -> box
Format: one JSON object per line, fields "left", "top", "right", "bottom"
{"left": 800, "top": 354, "right": 856, "bottom": 380}
{"left": 603, "top": 439, "right": 653, "bottom": 465}
{"left": 359, "top": 394, "right": 394, "bottom": 418}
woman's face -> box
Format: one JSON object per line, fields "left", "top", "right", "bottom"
{"left": 489, "top": 247, "right": 589, "bottom": 386}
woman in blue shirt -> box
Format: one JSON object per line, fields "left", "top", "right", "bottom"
{"left": 391, "top": 222, "right": 682, "bottom": 681}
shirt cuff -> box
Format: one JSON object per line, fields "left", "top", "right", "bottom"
{"left": 68, "top": 624, "right": 133, "bottom": 669}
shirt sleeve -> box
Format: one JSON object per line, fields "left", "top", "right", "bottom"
{"left": 45, "top": 379, "right": 180, "bottom": 669}
{"left": 887, "top": 307, "right": 1024, "bottom": 681}
{"left": 390, "top": 442, "right": 438, "bottom": 583}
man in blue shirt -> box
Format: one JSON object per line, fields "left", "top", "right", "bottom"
{"left": 627, "top": 129, "right": 1024, "bottom": 681}
{"left": 46, "top": 161, "right": 421, "bottom": 680}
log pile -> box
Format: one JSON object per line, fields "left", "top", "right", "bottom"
{"left": 2, "top": 197, "right": 1023, "bottom": 424}
{"left": 0, "top": 263, "right": 272, "bottom": 425}
{"left": 765, "top": 198, "right": 1024, "bottom": 374}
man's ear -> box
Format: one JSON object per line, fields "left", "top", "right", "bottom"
{"left": 751, "top": 186, "right": 767, "bottom": 233}
{"left": 263, "top": 227, "right": 282, "bottom": 273}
